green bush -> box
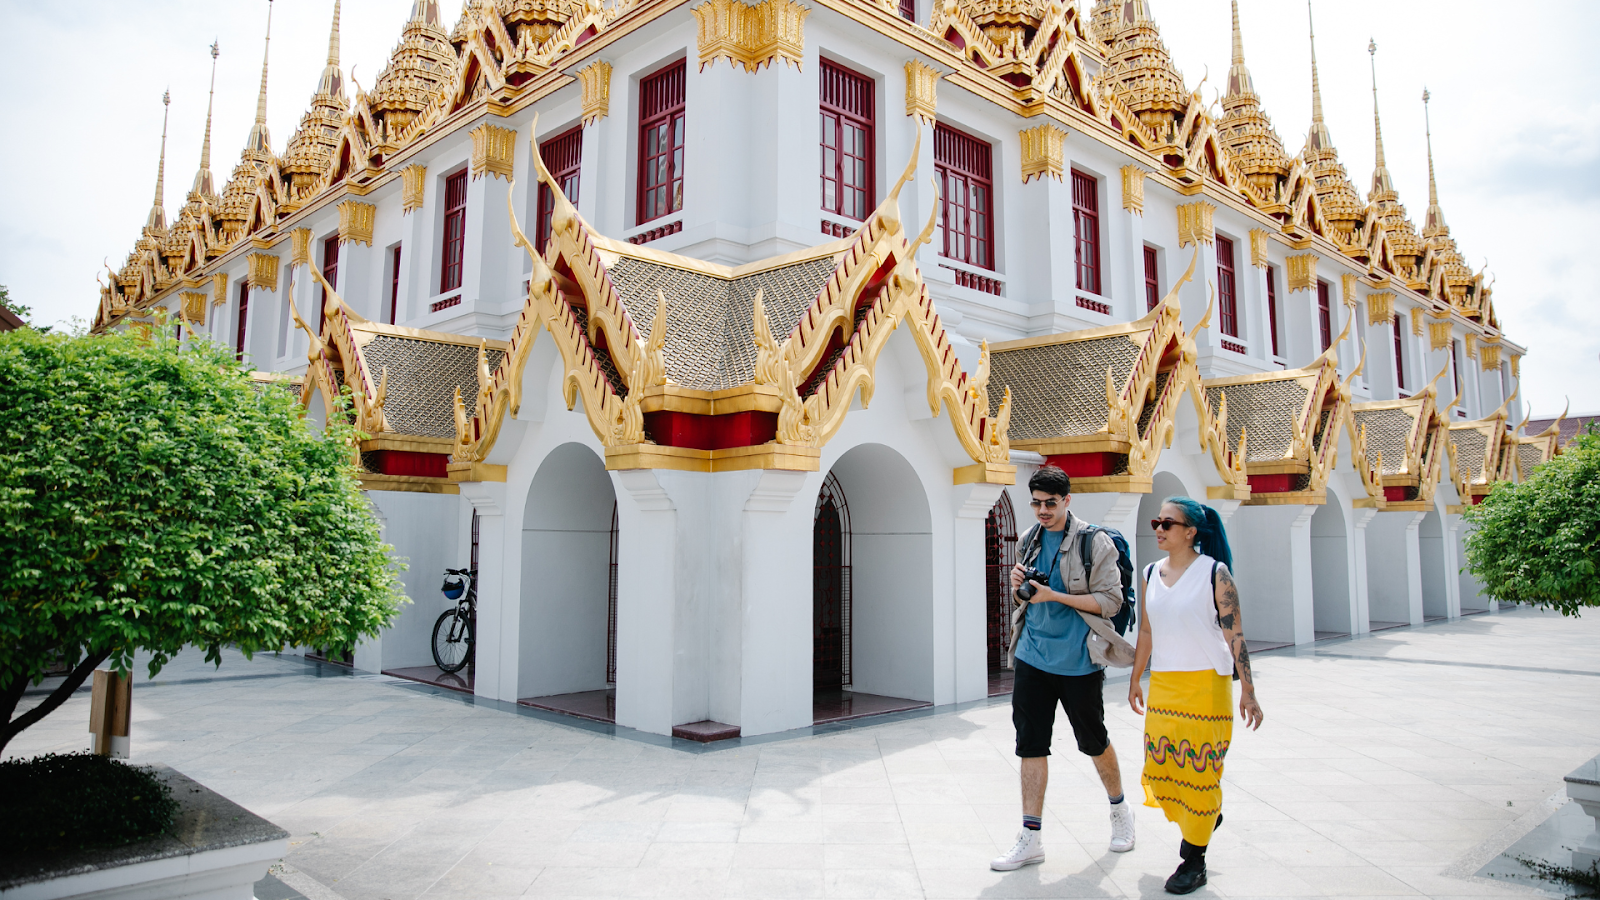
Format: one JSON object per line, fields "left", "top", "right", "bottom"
{"left": 1463, "top": 426, "right": 1600, "bottom": 615}
{"left": 0, "top": 753, "right": 177, "bottom": 858}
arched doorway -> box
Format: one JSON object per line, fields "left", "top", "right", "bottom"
{"left": 814, "top": 444, "right": 934, "bottom": 723}
{"left": 516, "top": 442, "right": 619, "bottom": 724}
{"left": 1310, "top": 493, "right": 1353, "bottom": 639}
{"left": 813, "top": 472, "right": 851, "bottom": 692}
{"left": 984, "top": 493, "right": 1017, "bottom": 695}
{"left": 1419, "top": 509, "right": 1447, "bottom": 620}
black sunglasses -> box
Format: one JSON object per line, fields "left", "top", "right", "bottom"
{"left": 1150, "top": 518, "right": 1190, "bottom": 531}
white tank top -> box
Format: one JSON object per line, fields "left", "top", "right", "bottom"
{"left": 1145, "top": 554, "right": 1234, "bottom": 676}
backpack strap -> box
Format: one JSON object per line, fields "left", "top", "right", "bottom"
{"left": 1077, "top": 524, "right": 1098, "bottom": 592}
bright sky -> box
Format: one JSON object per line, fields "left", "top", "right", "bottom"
{"left": 1, "top": 0, "right": 1594, "bottom": 418}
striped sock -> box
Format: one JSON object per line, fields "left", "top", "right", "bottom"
{"left": 1022, "top": 815, "right": 1042, "bottom": 831}
{"left": 1108, "top": 793, "right": 1125, "bottom": 805}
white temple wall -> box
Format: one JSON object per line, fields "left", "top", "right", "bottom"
{"left": 1309, "top": 487, "right": 1355, "bottom": 637}
{"left": 1228, "top": 504, "right": 1316, "bottom": 645}
{"left": 1456, "top": 518, "right": 1493, "bottom": 611}
{"left": 1365, "top": 510, "right": 1426, "bottom": 627}
{"left": 359, "top": 488, "right": 466, "bottom": 674}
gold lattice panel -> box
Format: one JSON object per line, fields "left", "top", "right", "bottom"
{"left": 359, "top": 336, "right": 506, "bottom": 437}
{"left": 1204, "top": 379, "right": 1311, "bottom": 461}
{"left": 1516, "top": 442, "right": 1544, "bottom": 478}
{"left": 988, "top": 337, "right": 1143, "bottom": 440}
{"left": 605, "top": 256, "right": 838, "bottom": 391}
{"left": 1352, "top": 407, "right": 1419, "bottom": 474}
{"left": 1453, "top": 428, "right": 1488, "bottom": 483}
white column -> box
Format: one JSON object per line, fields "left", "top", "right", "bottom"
{"left": 740, "top": 470, "right": 814, "bottom": 736}
{"left": 612, "top": 469, "right": 678, "bottom": 735}
{"left": 352, "top": 498, "right": 388, "bottom": 674}
{"left": 951, "top": 482, "right": 1005, "bottom": 705}
{"left": 1365, "top": 511, "right": 1426, "bottom": 627}
{"left": 1228, "top": 504, "right": 1316, "bottom": 646}
{"left": 1443, "top": 510, "right": 1466, "bottom": 617}
{"left": 1348, "top": 506, "right": 1379, "bottom": 635}
{"left": 458, "top": 482, "right": 513, "bottom": 701}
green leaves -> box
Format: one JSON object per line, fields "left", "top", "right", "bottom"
{"left": 1462, "top": 427, "right": 1600, "bottom": 616}
{"left": 0, "top": 326, "right": 406, "bottom": 700}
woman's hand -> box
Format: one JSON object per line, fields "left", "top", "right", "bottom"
{"left": 1128, "top": 678, "right": 1145, "bottom": 715}
{"left": 1239, "top": 689, "right": 1264, "bottom": 730}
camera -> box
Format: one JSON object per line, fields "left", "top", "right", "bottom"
{"left": 1014, "top": 567, "right": 1050, "bottom": 603}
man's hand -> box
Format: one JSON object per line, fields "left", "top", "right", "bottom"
{"left": 1026, "top": 582, "right": 1055, "bottom": 604}
{"left": 1010, "top": 562, "right": 1027, "bottom": 589}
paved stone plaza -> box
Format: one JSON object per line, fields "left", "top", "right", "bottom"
{"left": 11, "top": 607, "right": 1599, "bottom": 899}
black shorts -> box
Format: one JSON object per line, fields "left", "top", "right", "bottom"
{"left": 1011, "top": 659, "right": 1109, "bottom": 758}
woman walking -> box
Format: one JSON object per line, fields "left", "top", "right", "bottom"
{"left": 1128, "top": 497, "right": 1263, "bottom": 894}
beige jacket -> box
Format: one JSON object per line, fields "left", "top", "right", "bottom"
{"left": 1007, "top": 512, "right": 1136, "bottom": 669}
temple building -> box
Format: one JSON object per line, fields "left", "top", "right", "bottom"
{"left": 94, "top": 0, "right": 1553, "bottom": 740}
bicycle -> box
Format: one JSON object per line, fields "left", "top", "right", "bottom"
{"left": 431, "top": 567, "right": 476, "bottom": 674}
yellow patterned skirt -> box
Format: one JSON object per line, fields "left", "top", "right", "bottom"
{"left": 1141, "top": 670, "right": 1233, "bottom": 846}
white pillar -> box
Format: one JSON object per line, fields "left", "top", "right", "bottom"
{"left": 612, "top": 469, "right": 678, "bottom": 735}
{"left": 1366, "top": 511, "right": 1426, "bottom": 627}
{"left": 1444, "top": 510, "right": 1467, "bottom": 617}
{"left": 951, "top": 482, "right": 1005, "bottom": 705}
{"left": 458, "top": 482, "right": 513, "bottom": 701}
{"left": 352, "top": 498, "right": 388, "bottom": 674}
{"left": 1228, "top": 504, "right": 1316, "bottom": 646}
{"left": 740, "top": 470, "right": 814, "bottom": 736}
{"left": 1348, "top": 506, "right": 1379, "bottom": 635}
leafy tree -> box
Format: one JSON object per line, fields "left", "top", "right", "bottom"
{"left": 0, "top": 322, "right": 406, "bottom": 754}
{"left": 0, "top": 285, "right": 30, "bottom": 323}
{"left": 1463, "top": 425, "right": 1600, "bottom": 615}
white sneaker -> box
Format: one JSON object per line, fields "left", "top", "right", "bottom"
{"left": 991, "top": 829, "right": 1045, "bottom": 871}
{"left": 1109, "top": 802, "right": 1135, "bottom": 852}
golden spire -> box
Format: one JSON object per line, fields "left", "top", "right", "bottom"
{"left": 1226, "top": 0, "right": 1255, "bottom": 98}
{"left": 318, "top": 0, "right": 344, "bottom": 98}
{"left": 1423, "top": 87, "right": 1448, "bottom": 235}
{"left": 192, "top": 40, "right": 219, "bottom": 198}
{"left": 1306, "top": 1, "right": 1332, "bottom": 151}
{"left": 148, "top": 90, "right": 171, "bottom": 231}
{"left": 246, "top": 0, "right": 273, "bottom": 155}
{"left": 1368, "top": 37, "right": 1396, "bottom": 199}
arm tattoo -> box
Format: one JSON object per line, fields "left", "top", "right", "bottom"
{"left": 1215, "top": 567, "right": 1254, "bottom": 688}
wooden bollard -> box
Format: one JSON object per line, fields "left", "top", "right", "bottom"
{"left": 88, "top": 669, "right": 131, "bottom": 758}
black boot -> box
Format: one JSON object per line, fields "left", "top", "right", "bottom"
{"left": 1165, "top": 841, "right": 1208, "bottom": 895}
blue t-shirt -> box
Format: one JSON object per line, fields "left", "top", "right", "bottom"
{"left": 1014, "top": 526, "right": 1099, "bottom": 676}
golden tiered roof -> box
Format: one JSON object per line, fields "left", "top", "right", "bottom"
{"left": 1302, "top": 5, "right": 1365, "bottom": 241}
{"left": 1364, "top": 39, "right": 1422, "bottom": 275}
{"left": 365, "top": 0, "right": 457, "bottom": 154}
{"left": 1091, "top": 0, "right": 1188, "bottom": 136}
{"left": 280, "top": 0, "right": 347, "bottom": 209}
{"left": 1218, "top": 1, "right": 1289, "bottom": 204}
{"left": 217, "top": 3, "right": 278, "bottom": 246}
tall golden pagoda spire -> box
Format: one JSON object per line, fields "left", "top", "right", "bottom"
{"left": 1367, "top": 38, "right": 1392, "bottom": 194}
{"left": 1305, "top": 1, "right": 1331, "bottom": 152}
{"left": 319, "top": 0, "right": 344, "bottom": 99}
{"left": 191, "top": 41, "right": 220, "bottom": 199}
{"left": 1301, "top": 1, "right": 1363, "bottom": 236}
{"left": 1365, "top": 38, "right": 1421, "bottom": 270}
{"left": 245, "top": 0, "right": 274, "bottom": 155}
{"left": 147, "top": 91, "right": 171, "bottom": 231}
{"left": 1219, "top": 0, "right": 1288, "bottom": 199}
{"left": 1422, "top": 87, "right": 1448, "bottom": 236}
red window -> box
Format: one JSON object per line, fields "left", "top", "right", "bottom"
{"left": 1071, "top": 170, "right": 1101, "bottom": 295}
{"left": 388, "top": 245, "right": 402, "bottom": 325}
{"left": 1392, "top": 312, "right": 1406, "bottom": 391}
{"left": 1266, "top": 264, "right": 1280, "bottom": 357}
{"left": 235, "top": 279, "right": 250, "bottom": 361}
{"left": 638, "top": 61, "right": 686, "bottom": 225}
{"left": 441, "top": 170, "right": 468, "bottom": 293}
{"left": 537, "top": 127, "right": 583, "bottom": 253}
{"left": 1143, "top": 247, "right": 1160, "bottom": 311}
{"left": 935, "top": 123, "right": 993, "bottom": 270}
{"left": 898, "top": 0, "right": 914, "bottom": 19}
{"left": 1317, "top": 280, "right": 1333, "bottom": 351}
{"left": 820, "top": 60, "right": 874, "bottom": 222}
{"left": 321, "top": 234, "right": 340, "bottom": 306}
{"left": 1217, "top": 235, "right": 1238, "bottom": 338}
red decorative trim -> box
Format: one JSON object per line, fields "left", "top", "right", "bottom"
{"left": 821, "top": 219, "right": 854, "bottom": 239}
{"left": 1247, "top": 473, "right": 1294, "bottom": 493}
{"left": 370, "top": 450, "right": 449, "bottom": 478}
{"left": 644, "top": 410, "right": 778, "bottom": 450}
{"left": 628, "top": 220, "right": 682, "bottom": 245}
{"left": 1384, "top": 486, "right": 1408, "bottom": 502}
{"left": 1044, "top": 452, "right": 1118, "bottom": 477}
{"left": 944, "top": 265, "right": 1002, "bottom": 295}
{"left": 1075, "top": 295, "right": 1111, "bottom": 315}
{"left": 1220, "top": 338, "right": 1247, "bottom": 354}
{"left": 429, "top": 295, "right": 461, "bottom": 313}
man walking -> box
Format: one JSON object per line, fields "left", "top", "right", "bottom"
{"left": 991, "top": 465, "right": 1135, "bottom": 871}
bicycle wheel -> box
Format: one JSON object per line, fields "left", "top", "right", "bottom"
{"left": 432, "top": 608, "right": 474, "bottom": 673}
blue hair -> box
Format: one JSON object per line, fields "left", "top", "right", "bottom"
{"left": 1162, "top": 496, "right": 1233, "bottom": 571}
